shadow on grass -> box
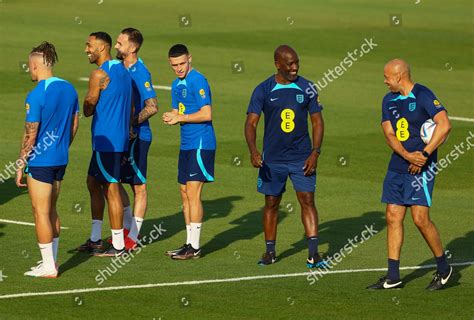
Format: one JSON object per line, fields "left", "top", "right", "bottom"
{"left": 402, "top": 231, "right": 474, "bottom": 288}
{"left": 0, "top": 179, "right": 28, "bottom": 206}
{"left": 278, "top": 211, "right": 386, "bottom": 261}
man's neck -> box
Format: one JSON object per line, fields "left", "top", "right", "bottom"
{"left": 36, "top": 71, "right": 53, "bottom": 82}
{"left": 123, "top": 54, "right": 138, "bottom": 69}
{"left": 96, "top": 54, "right": 112, "bottom": 67}
{"left": 399, "top": 81, "right": 415, "bottom": 96}
{"left": 275, "top": 73, "right": 291, "bottom": 84}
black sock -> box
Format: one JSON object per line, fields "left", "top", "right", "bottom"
{"left": 387, "top": 258, "right": 400, "bottom": 281}
{"left": 265, "top": 240, "right": 276, "bottom": 253}
{"left": 307, "top": 236, "right": 319, "bottom": 259}
{"left": 435, "top": 254, "right": 450, "bottom": 274}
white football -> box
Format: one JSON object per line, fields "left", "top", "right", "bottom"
{"left": 420, "top": 119, "right": 436, "bottom": 144}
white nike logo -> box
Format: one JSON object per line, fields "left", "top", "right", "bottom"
{"left": 411, "top": 197, "right": 420, "bottom": 201}
{"left": 389, "top": 106, "right": 396, "bottom": 110}
{"left": 383, "top": 280, "right": 402, "bottom": 289}
{"left": 441, "top": 267, "right": 452, "bottom": 285}
{"left": 270, "top": 98, "right": 279, "bottom": 101}
{"left": 189, "top": 173, "right": 199, "bottom": 177}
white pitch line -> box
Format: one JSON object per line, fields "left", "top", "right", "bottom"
{"left": 0, "top": 261, "right": 472, "bottom": 300}
{"left": 0, "top": 219, "right": 69, "bottom": 230}
{"left": 77, "top": 77, "right": 171, "bottom": 91}
{"left": 449, "top": 116, "right": 474, "bottom": 123}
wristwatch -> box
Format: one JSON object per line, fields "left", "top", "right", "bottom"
{"left": 312, "top": 147, "right": 321, "bottom": 155}
{"left": 422, "top": 150, "right": 430, "bottom": 158}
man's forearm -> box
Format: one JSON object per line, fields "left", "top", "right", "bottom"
{"left": 18, "top": 122, "right": 39, "bottom": 169}
{"left": 133, "top": 98, "right": 158, "bottom": 125}
{"left": 245, "top": 124, "right": 258, "bottom": 153}
{"left": 83, "top": 100, "right": 96, "bottom": 117}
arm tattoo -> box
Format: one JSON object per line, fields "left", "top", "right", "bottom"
{"left": 134, "top": 97, "right": 158, "bottom": 125}
{"left": 18, "top": 122, "right": 39, "bottom": 167}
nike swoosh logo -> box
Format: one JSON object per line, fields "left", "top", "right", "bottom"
{"left": 411, "top": 197, "right": 420, "bottom": 201}
{"left": 270, "top": 98, "right": 279, "bottom": 101}
{"left": 383, "top": 280, "right": 402, "bottom": 289}
{"left": 441, "top": 268, "right": 452, "bottom": 285}
{"left": 389, "top": 106, "right": 396, "bottom": 110}
{"left": 189, "top": 173, "right": 199, "bottom": 177}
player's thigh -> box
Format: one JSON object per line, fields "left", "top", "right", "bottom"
{"left": 403, "top": 171, "right": 435, "bottom": 208}
{"left": 185, "top": 181, "right": 204, "bottom": 200}
{"left": 121, "top": 138, "right": 150, "bottom": 185}
{"left": 385, "top": 203, "right": 407, "bottom": 224}
{"left": 258, "top": 162, "right": 288, "bottom": 197}
{"left": 288, "top": 161, "right": 316, "bottom": 193}
{"left": 27, "top": 174, "right": 53, "bottom": 215}
{"left": 88, "top": 151, "right": 122, "bottom": 184}
{"left": 410, "top": 205, "right": 431, "bottom": 227}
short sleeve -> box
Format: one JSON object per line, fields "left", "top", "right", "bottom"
{"left": 171, "top": 84, "right": 178, "bottom": 109}
{"left": 136, "top": 70, "right": 157, "bottom": 103}
{"left": 192, "top": 77, "right": 211, "bottom": 108}
{"left": 419, "top": 89, "right": 446, "bottom": 118}
{"left": 25, "top": 92, "right": 41, "bottom": 123}
{"left": 307, "top": 84, "right": 323, "bottom": 114}
{"left": 381, "top": 95, "right": 391, "bottom": 123}
{"left": 73, "top": 92, "right": 80, "bottom": 114}
{"left": 247, "top": 85, "right": 264, "bottom": 115}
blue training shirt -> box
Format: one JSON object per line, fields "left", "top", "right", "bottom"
{"left": 381, "top": 83, "right": 446, "bottom": 173}
{"left": 91, "top": 60, "right": 132, "bottom": 152}
{"left": 127, "top": 58, "right": 157, "bottom": 142}
{"left": 171, "top": 69, "right": 216, "bottom": 150}
{"left": 247, "top": 75, "right": 323, "bottom": 163}
{"left": 25, "top": 77, "right": 79, "bottom": 167}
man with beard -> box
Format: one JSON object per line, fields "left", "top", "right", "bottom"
{"left": 77, "top": 31, "right": 132, "bottom": 257}
{"left": 114, "top": 27, "right": 158, "bottom": 250}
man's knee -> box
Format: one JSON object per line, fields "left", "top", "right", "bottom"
{"left": 386, "top": 207, "right": 404, "bottom": 225}
{"left": 265, "top": 196, "right": 280, "bottom": 211}
{"left": 297, "top": 192, "right": 315, "bottom": 210}
{"left": 412, "top": 214, "right": 430, "bottom": 229}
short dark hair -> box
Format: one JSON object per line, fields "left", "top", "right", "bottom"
{"left": 31, "top": 41, "right": 58, "bottom": 67}
{"left": 89, "top": 31, "right": 112, "bottom": 48}
{"left": 121, "top": 27, "right": 143, "bottom": 53}
{"left": 168, "top": 44, "right": 189, "bottom": 58}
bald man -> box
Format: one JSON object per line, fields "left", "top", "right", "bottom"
{"left": 16, "top": 42, "right": 80, "bottom": 277}
{"left": 367, "top": 59, "right": 453, "bottom": 290}
{"left": 245, "top": 45, "right": 326, "bottom": 268}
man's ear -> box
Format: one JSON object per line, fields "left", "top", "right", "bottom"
{"left": 274, "top": 60, "right": 281, "bottom": 70}
{"left": 188, "top": 55, "right": 192, "bottom": 64}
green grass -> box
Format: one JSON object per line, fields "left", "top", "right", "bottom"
{"left": 0, "top": 0, "right": 473, "bottom": 319}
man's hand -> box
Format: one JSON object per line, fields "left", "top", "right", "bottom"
{"left": 303, "top": 152, "right": 319, "bottom": 176}
{"left": 404, "top": 151, "right": 427, "bottom": 167}
{"left": 250, "top": 150, "right": 263, "bottom": 168}
{"left": 129, "top": 127, "right": 137, "bottom": 140}
{"left": 162, "top": 112, "right": 180, "bottom": 125}
{"left": 408, "top": 163, "right": 422, "bottom": 175}
{"left": 15, "top": 169, "right": 27, "bottom": 188}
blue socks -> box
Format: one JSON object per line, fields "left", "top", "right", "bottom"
{"left": 387, "top": 258, "right": 400, "bottom": 281}
{"left": 265, "top": 240, "right": 276, "bottom": 253}
{"left": 435, "top": 254, "right": 450, "bottom": 274}
{"left": 308, "top": 236, "right": 319, "bottom": 259}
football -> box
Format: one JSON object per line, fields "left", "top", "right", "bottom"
{"left": 420, "top": 119, "right": 437, "bottom": 144}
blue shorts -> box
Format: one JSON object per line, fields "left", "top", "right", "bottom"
{"left": 178, "top": 149, "right": 215, "bottom": 185}
{"left": 88, "top": 151, "right": 122, "bottom": 183}
{"left": 25, "top": 165, "right": 66, "bottom": 184}
{"left": 121, "top": 138, "right": 151, "bottom": 185}
{"left": 257, "top": 161, "right": 316, "bottom": 196}
{"left": 381, "top": 170, "right": 435, "bottom": 207}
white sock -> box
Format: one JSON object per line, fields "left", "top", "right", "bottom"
{"left": 123, "top": 206, "right": 133, "bottom": 230}
{"left": 190, "top": 223, "right": 202, "bottom": 249}
{"left": 128, "top": 217, "right": 144, "bottom": 242}
{"left": 111, "top": 229, "right": 125, "bottom": 250}
{"left": 52, "top": 237, "right": 59, "bottom": 262}
{"left": 90, "top": 219, "right": 103, "bottom": 242}
{"left": 186, "top": 224, "right": 192, "bottom": 244}
{"left": 38, "top": 242, "right": 56, "bottom": 271}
